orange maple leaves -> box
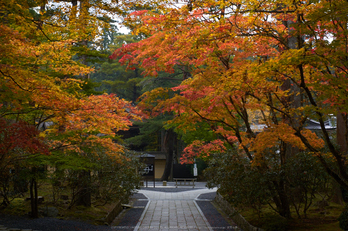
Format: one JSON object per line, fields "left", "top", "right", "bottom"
{"left": 110, "top": 0, "right": 344, "bottom": 166}
{"left": 250, "top": 123, "right": 324, "bottom": 154}
{"left": 45, "top": 93, "right": 143, "bottom": 159}
{"left": 0, "top": 19, "right": 143, "bottom": 161}
{"left": 181, "top": 140, "right": 227, "bottom": 164}
{"left": 65, "top": 94, "right": 140, "bottom": 135}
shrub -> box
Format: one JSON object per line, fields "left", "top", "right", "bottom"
{"left": 339, "top": 205, "right": 348, "bottom": 230}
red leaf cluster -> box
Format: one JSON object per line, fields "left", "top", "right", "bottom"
{"left": 0, "top": 119, "right": 49, "bottom": 156}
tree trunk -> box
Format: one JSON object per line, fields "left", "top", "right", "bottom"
{"left": 337, "top": 112, "right": 348, "bottom": 155}
{"left": 277, "top": 180, "right": 292, "bottom": 218}
{"left": 160, "top": 129, "right": 176, "bottom": 181}
{"left": 30, "top": 168, "right": 39, "bottom": 218}
{"left": 13, "top": 166, "right": 28, "bottom": 195}
{"left": 333, "top": 112, "right": 348, "bottom": 204}
{"left": 75, "top": 170, "right": 91, "bottom": 207}
{"left": 270, "top": 179, "right": 292, "bottom": 219}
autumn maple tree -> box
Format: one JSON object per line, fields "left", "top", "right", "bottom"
{"left": 0, "top": 0, "right": 144, "bottom": 217}
{"left": 112, "top": 0, "right": 348, "bottom": 219}
{"left": 0, "top": 119, "right": 48, "bottom": 206}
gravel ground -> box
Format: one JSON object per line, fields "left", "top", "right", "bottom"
{"left": 0, "top": 193, "right": 147, "bottom": 231}
{"left": 0, "top": 214, "right": 114, "bottom": 231}
{"left": 196, "top": 192, "right": 241, "bottom": 231}
{"left": 112, "top": 208, "right": 143, "bottom": 231}
{"left": 111, "top": 193, "right": 148, "bottom": 231}
{"left": 197, "top": 192, "right": 216, "bottom": 200}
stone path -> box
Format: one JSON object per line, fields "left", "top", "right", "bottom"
{"left": 1, "top": 182, "right": 240, "bottom": 231}
{"left": 134, "top": 188, "right": 215, "bottom": 231}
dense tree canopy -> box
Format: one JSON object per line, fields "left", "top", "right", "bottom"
{"left": 0, "top": 0, "right": 143, "bottom": 213}
{"left": 3, "top": 0, "right": 348, "bottom": 225}
{"left": 0, "top": 0, "right": 144, "bottom": 157}
{"left": 112, "top": 0, "right": 348, "bottom": 218}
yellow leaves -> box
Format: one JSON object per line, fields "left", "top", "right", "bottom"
{"left": 0, "top": 25, "right": 91, "bottom": 106}
{"left": 300, "top": 129, "right": 325, "bottom": 150}
{"left": 32, "top": 40, "right": 93, "bottom": 76}
{"left": 280, "top": 48, "right": 307, "bottom": 65}
{"left": 0, "top": 1, "right": 150, "bottom": 167}
{"left": 84, "top": 135, "right": 125, "bottom": 162}
{"left": 250, "top": 123, "right": 324, "bottom": 154}
{"left": 0, "top": 25, "right": 139, "bottom": 159}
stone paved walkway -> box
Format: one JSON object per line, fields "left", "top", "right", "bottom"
{"left": 133, "top": 184, "right": 217, "bottom": 231}
{"left": 1, "top": 182, "right": 239, "bottom": 231}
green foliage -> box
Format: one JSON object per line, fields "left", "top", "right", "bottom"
{"left": 195, "top": 158, "right": 208, "bottom": 180}
{"left": 124, "top": 116, "right": 170, "bottom": 150}
{"left": 339, "top": 205, "right": 348, "bottom": 230}
{"left": 140, "top": 67, "right": 186, "bottom": 93}
{"left": 171, "top": 121, "right": 218, "bottom": 146}
{"left": 81, "top": 79, "right": 103, "bottom": 96}
{"left": 48, "top": 148, "right": 142, "bottom": 207}
{"left": 91, "top": 31, "right": 190, "bottom": 154}
{"left": 92, "top": 58, "right": 143, "bottom": 102}
{"left": 91, "top": 34, "right": 144, "bottom": 102}
{"left": 0, "top": 0, "right": 143, "bottom": 216}
{"left": 205, "top": 149, "right": 269, "bottom": 211}
{"left": 283, "top": 152, "right": 332, "bottom": 218}
{"left": 204, "top": 149, "right": 332, "bottom": 219}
